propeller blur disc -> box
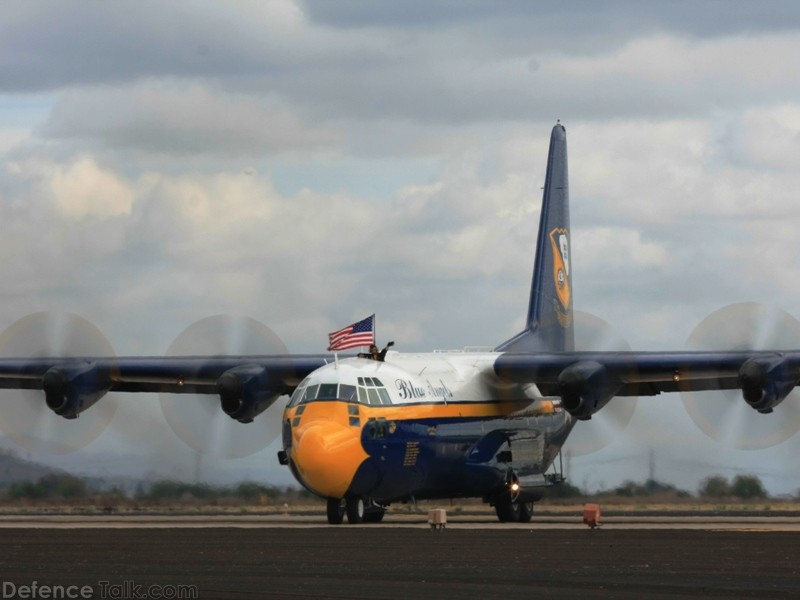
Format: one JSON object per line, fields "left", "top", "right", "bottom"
{"left": 0, "top": 312, "right": 117, "bottom": 454}
{"left": 159, "top": 315, "right": 289, "bottom": 459}
{"left": 563, "top": 310, "right": 637, "bottom": 456}
{"left": 681, "top": 302, "right": 800, "bottom": 450}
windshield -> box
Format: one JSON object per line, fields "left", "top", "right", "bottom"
{"left": 288, "top": 377, "right": 392, "bottom": 407}
{"left": 289, "top": 381, "right": 359, "bottom": 407}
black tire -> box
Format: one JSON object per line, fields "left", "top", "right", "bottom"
{"left": 494, "top": 492, "right": 522, "bottom": 522}
{"left": 326, "top": 498, "right": 345, "bottom": 525}
{"left": 363, "top": 508, "right": 385, "bottom": 523}
{"left": 346, "top": 496, "right": 365, "bottom": 524}
{"left": 519, "top": 501, "right": 534, "bottom": 523}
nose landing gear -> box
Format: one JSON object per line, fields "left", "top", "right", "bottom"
{"left": 326, "top": 495, "right": 386, "bottom": 524}
{"left": 326, "top": 497, "right": 346, "bottom": 524}
{"left": 493, "top": 471, "right": 534, "bottom": 523}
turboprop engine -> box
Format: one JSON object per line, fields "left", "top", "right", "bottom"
{"left": 737, "top": 355, "right": 797, "bottom": 414}
{"left": 216, "top": 364, "right": 283, "bottom": 423}
{"left": 557, "top": 360, "right": 622, "bottom": 421}
{"left": 41, "top": 361, "right": 112, "bottom": 419}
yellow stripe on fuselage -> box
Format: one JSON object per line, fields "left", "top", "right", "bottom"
{"left": 287, "top": 398, "right": 557, "bottom": 424}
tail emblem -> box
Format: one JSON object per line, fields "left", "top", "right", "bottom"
{"left": 549, "top": 227, "right": 571, "bottom": 312}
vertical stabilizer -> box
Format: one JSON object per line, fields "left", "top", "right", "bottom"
{"left": 497, "top": 123, "right": 574, "bottom": 352}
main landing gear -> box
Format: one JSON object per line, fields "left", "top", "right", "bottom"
{"left": 493, "top": 472, "right": 534, "bottom": 523}
{"left": 326, "top": 495, "right": 386, "bottom": 525}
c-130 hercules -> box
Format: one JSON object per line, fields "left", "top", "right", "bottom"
{"left": 0, "top": 123, "right": 798, "bottom": 523}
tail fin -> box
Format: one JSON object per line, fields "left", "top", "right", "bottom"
{"left": 496, "top": 123, "right": 574, "bottom": 353}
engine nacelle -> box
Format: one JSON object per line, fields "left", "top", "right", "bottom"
{"left": 738, "top": 356, "right": 797, "bottom": 414}
{"left": 41, "top": 362, "right": 111, "bottom": 419}
{"left": 217, "top": 364, "right": 282, "bottom": 423}
{"left": 557, "top": 360, "right": 621, "bottom": 421}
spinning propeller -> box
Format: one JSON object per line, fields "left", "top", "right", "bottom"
{"left": 563, "top": 310, "right": 637, "bottom": 456}
{"left": 681, "top": 302, "right": 800, "bottom": 449}
{"left": 0, "top": 312, "right": 118, "bottom": 454}
{"left": 159, "top": 315, "right": 289, "bottom": 459}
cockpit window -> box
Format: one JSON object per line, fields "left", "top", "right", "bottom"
{"left": 317, "top": 383, "right": 339, "bottom": 400}
{"left": 289, "top": 379, "right": 390, "bottom": 407}
{"left": 289, "top": 385, "right": 306, "bottom": 408}
{"left": 290, "top": 382, "right": 361, "bottom": 405}
{"left": 303, "top": 384, "right": 319, "bottom": 403}
{"left": 355, "top": 378, "right": 392, "bottom": 406}
{"left": 339, "top": 384, "right": 357, "bottom": 401}
{"left": 367, "top": 388, "right": 380, "bottom": 405}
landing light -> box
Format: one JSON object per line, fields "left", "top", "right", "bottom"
{"left": 510, "top": 482, "right": 520, "bottom": 493}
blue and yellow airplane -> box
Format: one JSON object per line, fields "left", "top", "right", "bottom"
{"left": 0, "top": 123, "right": 798, "bottom": 524}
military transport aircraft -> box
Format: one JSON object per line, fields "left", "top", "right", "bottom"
{"left": 0, "top": 123, "right": 798, "bottom": 524}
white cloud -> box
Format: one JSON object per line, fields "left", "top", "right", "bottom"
{"left": 570, "top": 116, "right": 800, "bottom": 224}
{"left": 723, "top": 104, "right": 800, "bottom": 170}
{"left": 724, "top": 218, "right": 800, "bottom": 297}
{"left": 48, "top": 157, "right": 134, "bottom": 219}
{"left": 576, "top": 227, "right": 668, "bottom": 270}
{"left": 0, "top": 128, "right": 29, "bottom": 154}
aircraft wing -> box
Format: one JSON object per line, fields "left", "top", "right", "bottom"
{"left": 494, "top": 350, "right": 800, "bottom": 417}
{"left": 0, "top": 354, "right": 331, "bottom": 420}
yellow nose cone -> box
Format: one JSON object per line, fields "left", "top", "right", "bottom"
{"left": 292, "top": 421, "right": 367, "bottom": 499}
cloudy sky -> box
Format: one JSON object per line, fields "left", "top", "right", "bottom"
{"left": 2, "top": 0, "right": 800, "bottom": 494}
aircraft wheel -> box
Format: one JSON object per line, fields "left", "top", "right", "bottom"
{"left": 494, "top": 492, "right": 522, "bottom": 523}
{"left": 346, "top": 495, "right": 365, "bottom": 524}
{"left": 326, "top": 498, "right": 345, "bottom": 525}
{"left": 363, "top": 508, "right": 386, "bottom": 523}
{"left": 519, "top": 501, "right": 534, "bottom": 523}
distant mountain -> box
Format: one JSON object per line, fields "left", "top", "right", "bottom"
{"left": 0, "top": 450, "right": 65, "bottom": 486}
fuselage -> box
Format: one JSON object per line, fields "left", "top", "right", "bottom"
{"left": 281, "top": 352, "right": 574, "bottom": 504}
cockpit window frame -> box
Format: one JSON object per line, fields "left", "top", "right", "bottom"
{"left": 377, "top": 388, "right": 391, "bottom": 405}
{"left": 353, "top": 378, "right": 393, "bottom": 406}
{"left": 302, "top": 384, "right": 319, "bottom": 403}
{"left": 289, "top": 385, "right": 306, "bottom": 408}
{"left": 289, "top": 376, "right": 393, "bottom": 407}
{"left": 367, "top": 388, "right": 380, "bottom": 405}
{"left": 339, "top": 384, "right": 357, "bottom": 402}
{"left": 357, "top": 387, "right": 368, "bottom": 404}
{"left": 316, "top": 383, "right": 340, "bottom": 401}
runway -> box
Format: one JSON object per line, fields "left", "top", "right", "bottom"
{"left": 1, "top": 512, "right": 800, "bottom": 530}
{"left": 1, "top": 514, "right": 799, "bottom": 598}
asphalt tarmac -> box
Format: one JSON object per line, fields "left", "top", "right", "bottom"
{"left": 1, "top": 519, "right": 799, "bottom": 599}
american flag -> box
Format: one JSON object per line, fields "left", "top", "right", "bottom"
{"left": 328, "top": 315, "right": 375, "bottom": 351}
